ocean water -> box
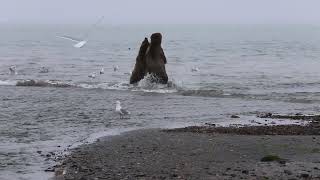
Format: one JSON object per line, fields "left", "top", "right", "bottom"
{"left": 1, "top": 24, "right": 320, "bottom": 179}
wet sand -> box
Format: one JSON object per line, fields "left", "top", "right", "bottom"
{"left": 54, "top": 123, "right": 320, "bottom": 180}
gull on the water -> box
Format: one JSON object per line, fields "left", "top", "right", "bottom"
{"left": 9, "top": 65, "right": 17, "bottom": 75}
{"left": 124, "top": 70, "right": 132, "bottom": 75}
{"left": 191, "top": 67, "right": 200, "bottom": 72}
{"left": 113, "top": 65, "right": 119, "bottom": 72}
{"left": 39, "top": 67, "right": 49, "bottom": 73}
{"left": 56, "top": 16, "right": 104, "bottom": 48}
{"left": 99, "top": 67, "right": 104, "bottom": 74}
{"left": 88, "top": 72, "right": 96, "bottom": 79}
{"left": 115, "top": 100, "right": 131, "bottom": 119}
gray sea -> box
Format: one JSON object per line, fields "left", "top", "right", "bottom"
{"left": 1, "top": 24, "right": 320, "bottom": 180}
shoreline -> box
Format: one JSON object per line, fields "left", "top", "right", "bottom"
{"left": 53, "top": 122, "right": 320, "bottom": 180}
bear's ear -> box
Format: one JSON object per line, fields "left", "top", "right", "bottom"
{"left": 139, "top": 38, "right": 149, "bottom": 52}
{"left": 142, "top": 37, "right": 149, "bottom": 44}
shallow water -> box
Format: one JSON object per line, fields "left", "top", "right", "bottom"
{"left": 1, "top": 24, "right": 320, "bottom": 179}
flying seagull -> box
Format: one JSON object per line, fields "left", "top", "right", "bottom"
{"left": 115, "top": 100, "right": 131, "bottom": 119}
{"left": 56, "top": 35, "right": 87, "bottom": 48}
{"left": 56, "top": 16, "right": 104, "bottom": 48}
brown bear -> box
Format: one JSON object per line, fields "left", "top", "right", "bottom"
{"left": 129, "top": 33, "right": 168, "bottom": 84}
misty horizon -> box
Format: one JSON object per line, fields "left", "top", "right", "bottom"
{"left": 1, "top": 0, "right": 320, "bottom": 25}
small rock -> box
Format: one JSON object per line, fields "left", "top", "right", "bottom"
{"left": 260, "top": 155, "right": 281, "bottom": 162}
{"left": 284, "top": 170, "right": 292, "bottom": 175}
{"left": 135, "top": 173, "right": 146, "bottom": 177}
{"left": 171, "top": 174, "right": 178, "bottom": 177}
{"left": 231, "top": 115, "right": 240, "bottom": 118}
{"left": 44, "top": 167, "right": 55, "bottom": 172}
{"left": 314, "top": 167, "right": 319, "bottom": 170}
{"left": 36, "top": 151, "right": 42, "bottom": 154}
{"left": 242, "top": 170, "right": 249, "bottom": 174}
{"left": 258, "top": 112, "right": 272, "bottom": 118}
{"left": 300, "top": 173, "right": 309, "bottom": 178}
{"left": 279, "top": 160, "right": 286, "bottom": 165}
{"left": 205, "top": 123, "right": 216, "bottom": 127}
{"left": 226, "top": 168, "right": 231, "bottom": 171}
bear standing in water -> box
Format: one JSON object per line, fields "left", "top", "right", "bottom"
{"left": 130, "top": 33, "right": 168, "bottom": 84}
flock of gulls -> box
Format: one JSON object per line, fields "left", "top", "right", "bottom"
{"left": 5, "top": 16, "right": 201, "bottom": 119}
{"left": 87, "top": 65, "right": 121, "bottom": 80}
{"left": 7, "top": 64, "right": 130, "bottom": 119}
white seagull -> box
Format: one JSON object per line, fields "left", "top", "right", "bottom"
{"left": 39, "top": 67, "right": 49, "bottom": 73}
{"left": 88, "top": 72, "right": 96, "bottom": 79}
{"left": 115, "top": 100, "right": 131, "bottom": 119}
{"left": 56, "top": 36, "right": 87, "bottom": 48}
{"left": 56, "top": 16, "right": 104, "bottom": 48}
{"left": 191, "top": 67, "right": 200, "bottom": 72}
{"left": 113, "top": 65, "right": 119, "bottom": 72}
{"left": 124, "top": 70, "right": 132, "bottom": 75}
{"left": 9, "top": 65, "right": 17, "bottom": 75}
{"left": 99, "top": 67, "right": 104, "bottom": 74}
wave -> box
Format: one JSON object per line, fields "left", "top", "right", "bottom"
{"left": 16, "top": 80, "right": 74, "bottom": 88}
{"left": 3, "top": 78, "right": 320, "bottom": 104}
{"left": 6, "top": 75, "right": 179, "bottom": 94}
{"left": 0, "top": 80, "right": 17, "bottom": 86}
{"left": 179, "top": 89, "right": 224, "bottom": 97}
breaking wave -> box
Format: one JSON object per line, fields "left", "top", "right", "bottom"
{"left": 2, "top": 77, "right": 320, "bottom": 104}
{"left": 0, "top": 80, "right": 17, "bottom": 86}
{"left": 16, "top": 80, "right": 74, "bottom": 88}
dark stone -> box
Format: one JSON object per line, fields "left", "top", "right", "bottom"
{"left": 257, "top": 112, "right": 273, "bottom": 118}
{"left": 300, "top": 173, "right": 309, "bottom": 178}
{"left": 44, "top": 167, "right": 55, "bottom": 172}
{"left": 36, "top": 151, "right": 42, "bottom": 154}
{"left": 205, "top": 123, "right": 216, "bottom": 127}
{"left": 171, "top": 174, "right": 178, "bottom": 177}
{"left": 242, "top": 170, "right": 249, "bottom": 174}
{"left": 284, "top": 169, "right": 292, "bottom": 175}
{"left": 231, "top": 115, "right": 240, "bottom": 118}
{"left": 260, "top": 155, "right": 281, "bottom": 162}
{"left": 279, "top": 160, "right": 287, "bottom": 164}
{"left": 135, "top": 173, "right": 146, "bottom": 177}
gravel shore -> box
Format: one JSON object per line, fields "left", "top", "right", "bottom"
{"left": 53, "top": 125, "right": 320, "bottom": 180}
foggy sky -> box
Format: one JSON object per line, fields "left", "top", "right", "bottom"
{"left": 1, "top": 0, "right": 320, "bottom": 24}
